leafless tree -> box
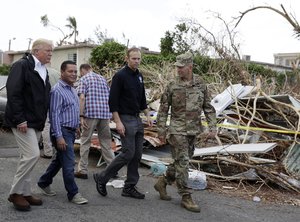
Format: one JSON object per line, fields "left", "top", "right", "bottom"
{"left": 234, "top": 4, "right": 300, "bottom": 86}
{"left": 235, "top": 4, "right": 300, "bottom": 37}
{"left": 180, "top": 15, "right": 251, "bottom": 85}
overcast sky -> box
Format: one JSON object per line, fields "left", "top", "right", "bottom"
{"left": 1, "top": 0, "right": 300, "bottom": 63}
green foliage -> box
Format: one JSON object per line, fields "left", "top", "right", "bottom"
{"left": 160, "top": 22, "right": 193, "bottom": 55}
{"left": 141, "top": 54, "right": 176, "bottom": 66}
{"left": 245, "top": 63, "right": 277, "bottom": 79}
{"left": 0, "top": 64, "right": 11, "bottom": 75}
{"left": 160, "top": 31, "right": 174, "bottom": 56}
{"left": 89, "top": 41, "right": 126, "bottom": 68}
{"left": 173, "top": 23, "right": 190, "bottom": 54}
{"left": 276, "top": 71, "right": 297, "bottom": 87}
{"left": 193, "top": 54, "right": 213, "bottom": 75}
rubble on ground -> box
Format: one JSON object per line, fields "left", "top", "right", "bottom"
{"left": 76, "top": 82, "right": 300, "bottom": 205}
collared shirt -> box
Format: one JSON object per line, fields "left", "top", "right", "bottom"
{"left": 32, "top": 55, "right": 47, "bottom": 83}
{"left": 50, "top": 79, "right": 80, "bottom": 139}
{"left": 77, "top": 71, "right": 112, "bottom": 119}
{"left": 109, "top": 65, "right": 147, "bottom": 115}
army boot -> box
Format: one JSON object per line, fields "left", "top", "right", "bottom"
{"left": 154, "top": 176, "right": 172, "bottom": 201}
{"left": 181, "top": 194, "right": 201, "bottom": 213}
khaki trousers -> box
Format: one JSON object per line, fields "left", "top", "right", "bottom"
{"left": 41, "top": 114, "right": 53, "bottom": 156}
{"left": 10, "top": 128, "right": 41, "bottom": 196}
{"left": 77, "top": 118, "right": 114, "bottom": 174}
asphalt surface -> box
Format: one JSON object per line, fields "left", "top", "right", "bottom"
{"left": 0, "top": 131, "right": 299, "bottom": 222}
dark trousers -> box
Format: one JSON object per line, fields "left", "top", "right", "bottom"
{"left": 38, "top": 127, "right": 78, "bottom": 200}
{"left": 99, "top": 114, "right": 144, "bottom": 188}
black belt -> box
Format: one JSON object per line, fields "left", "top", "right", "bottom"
{"left": 62, "top": 126, "right": 76, "bottom": 131}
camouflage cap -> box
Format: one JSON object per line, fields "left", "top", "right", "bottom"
{"left": 174, "top": 52, "right": 193, "bottom": 67}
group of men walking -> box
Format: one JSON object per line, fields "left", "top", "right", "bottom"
{"left": 4, "top": 38, "right": 216, "bottom": 213}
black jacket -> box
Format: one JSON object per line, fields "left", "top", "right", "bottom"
{"left": 4, "top": 53, "right": 51, "bottom": 131}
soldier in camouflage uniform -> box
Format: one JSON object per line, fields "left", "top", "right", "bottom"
{"left": 154, "top": 52, "right": 217, "bottom": 213}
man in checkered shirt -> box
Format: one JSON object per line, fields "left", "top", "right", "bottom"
{"left": 75, "top": 64, "right": 115, "bottom": 179}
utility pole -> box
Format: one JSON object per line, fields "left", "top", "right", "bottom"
{"left": 8, "top": 37, "right": 16, "bottom": 51}
{"left": 27, "top": 38, "right": 33, "bottom": 50}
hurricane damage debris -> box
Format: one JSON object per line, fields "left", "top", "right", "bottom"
{"left": 140, "top": 84, "right": 300, "bottom": 196}
{"left": 76, "top": 83, "right": 300, "bottom": 199}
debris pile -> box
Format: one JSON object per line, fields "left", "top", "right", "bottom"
{"left": 76, "top": 82, "right": 300, "bottom": 204}
{"left": 141, "top": 83, "right": 300, "bottom": 204}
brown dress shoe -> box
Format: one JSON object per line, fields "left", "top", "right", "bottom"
{"left": 8, "top": 194, "right": 31, "bottom": 211}
{"left": 24, "top": 195, "right": 43, "bottom": 205}
{"left": 74, "top": 171, "right": 88, "bottom": 179}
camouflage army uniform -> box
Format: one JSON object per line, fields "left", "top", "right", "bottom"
{"left": 156, "top": 74, "right": 216, "bottom": 195}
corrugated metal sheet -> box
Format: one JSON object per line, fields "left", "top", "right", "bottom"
{"left": 284, "top": 143, "right": 300, "bottom": 179}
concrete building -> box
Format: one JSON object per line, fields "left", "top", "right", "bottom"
{"left": 240, "top": 54, "right": 292, "bottom": 72}
{"left": 273, "top": 52, "right": 300, "bottom": 68}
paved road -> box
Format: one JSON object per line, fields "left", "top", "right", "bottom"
{"left": 0, "top": 131, "right": 299, "bottom": 222}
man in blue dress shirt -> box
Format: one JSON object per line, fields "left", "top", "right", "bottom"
{"left": 37, "top": 60, "right": 88, "bottom": 205}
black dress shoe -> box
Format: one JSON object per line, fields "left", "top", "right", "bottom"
{"left": 93, "top": 174, "right": 107, "bottom": 196}
{"left": 121, "top": 186, "right": 145, "bottom": 199}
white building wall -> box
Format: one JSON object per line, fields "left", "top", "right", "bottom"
{"left": 7, "top": 44, "right": 95, "bottom": 72}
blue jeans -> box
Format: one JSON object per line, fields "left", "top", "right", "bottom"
{"left": 38, "top": 127, "right": 78, "bottom": 200}
{"left": 99, "top": 114, "right": 144, "bottom": 187}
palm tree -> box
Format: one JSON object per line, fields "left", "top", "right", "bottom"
{"left": 40, "top": 14, "right": 68, "bottom": 46}
{"left": 66, "top": 16, "right": 79, "bottom": 44}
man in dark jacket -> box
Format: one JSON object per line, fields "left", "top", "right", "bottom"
{"left": 5, "top": 38, "right": 53, "bottom": 211}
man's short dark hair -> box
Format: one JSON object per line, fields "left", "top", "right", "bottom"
{"left": 79, "top": 63, "right": 91, "bottom": 70}
{"left": 61, "top": 60, "right": 76, "bottom": 72}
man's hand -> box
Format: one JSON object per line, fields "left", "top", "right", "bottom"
{"left": 116, "top": 121, "right": 125, "bottom": 137}
{"left": 80, "top": 117, "right": 88, "bottom": 130}
{"left": 146, "top": 116, "right": 153, "bottom": 127}
{"left": 17, "top": 122, "right": 27, "bottom": 133}
{"left": 56, "top": 137, "right": 67, "bottom": 151}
